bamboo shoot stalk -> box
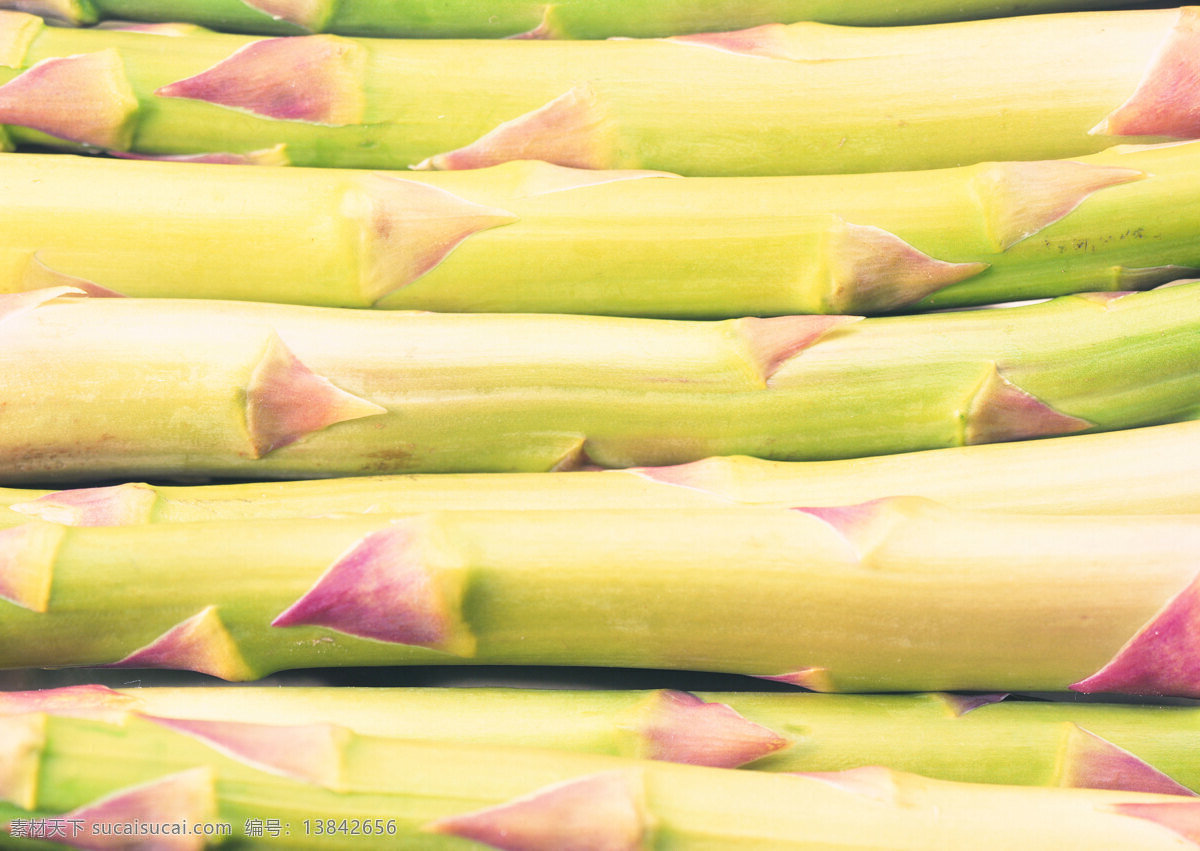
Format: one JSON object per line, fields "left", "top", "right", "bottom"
{"left": 2, "top": 500, "right": 1200, "bottom": 694}
{"left": 0, "top": 0, "right": 1162, "bottom": 38}
{"left": 1, "top": 8, "right": 1199, "bottom": 175}
{"left": 3, "top": 284, "right": 1200, "bottom": 482}
{"left": 3, "top": 685, "right": 1199, "bottom": 794}
{"left": 2, "top": 706, "right": 1200, "bottom": 849}
{"left": 4, "top": 420, "right": 1200, "bottom": 527}
{"left": 7, "top": 142, "right": 1200, "bottom": 315}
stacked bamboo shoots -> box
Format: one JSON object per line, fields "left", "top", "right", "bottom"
{"left": 0, "top": 3, "right": 1199, "bottom": 850}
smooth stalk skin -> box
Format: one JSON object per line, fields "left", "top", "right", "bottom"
{"left": 1, "top": 712, "right": 1199, "bottom": 851}
{"left": 10, "top": 143, "right": 1200, "bottom": 314}
{"left": 3, "top": 685, "right": 1200, "bottom": 794}
{"left": 3, "top": 284, "right": 1200, "bottom": 481}
{"left": 0, "top": 0, "right": 1162, "bottom": 38}
{"left": 2, "top": 9, "right": 1200, "bottom": 175}
{"left": 1, "top": 501, "right": 1200, "bottom": 693}
{"left": 5, "top": 420, "right": 1200, "bottom": 527}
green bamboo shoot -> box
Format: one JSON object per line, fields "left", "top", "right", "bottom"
{"left": 0, "top": 501, "right": 1198, "bottom": 694}
{"left": 0, "top": 0, "right": 1162, "bottom": 38}
{"left": 2, "top": 285, "right": 1199, "bottom": 481}
{"left": 7, "top": 143, "right": 1200, "bottom": 315}
{"left": 1, "top": 8, "right": 1199, "bottom": 175}
{"left": 2, "top": 706, "right": 1199, "bottom": 849}
{"left": 5, "top": 420, "right": 1200, "bottom": 527}
{"left": 3, "top": 685, "right": 1198, "bottom": 793}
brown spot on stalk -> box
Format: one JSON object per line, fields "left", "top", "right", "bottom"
{"left": 668, "top": 23, "right": 801, "bottom": 61}
{"left": 821, "top": 218, "right": 987, "bottom": 313}
{"left": 1110, "top": 801, "right": 1200, "bottom": 843}
{"left": 793, "top": 496, "right": 923, "bottom": 563}
{"left": 157, "top": 35, "right": 366, "bottom": 126}
{"left": 938, "top": 693, "right": 1008, "bottom": 717}
{"left": 11, "top": 483, "right": 157, "bottom": 526}
{"left": 798, "top": 766, "right": 900, "bottom": 804}
{"left": 0, "top": 713, "right": 43, "bottom": 809}
{"left": 2, "top": 0, "right": 88, "bottom": 26}
{"left": 1093, "top": 8, "right": 1200, "bottom": 138}
{"left": 0, "top": 684, "right": 138, "bottom": 722}
{"left": 755, "top": 667, "right": 835, "bottom": 692}
{"left": 0, "top": 522, "right": 63, "bottom": 613}
{"left": 242, "top": 0, "right": 333, "bottom": 32}
{"left": 1055, "top": 724, "right": 1196, "bottom": 796}
{"left": 414, "top": 85, "right": 617, "bottom": 171}
{"left": 22, "top": 255, "right": 125, "bottom": 298}
{"left": 352, "top": 174, "right": 518, "bottom": 303}
{"left": 0, "top": 50, "right": 138, "bottom": 149}
{"left": 0, "top": 10, "right": 44, "bottom": 68}
{"left": 1072, "top": 571, "right": 1200, "bottom": 698}
{"left": 52, "top": 768, "right": 217, "bottom": 851}
{"left": 245, "top": 332, "right": 385, "bottom": 457}
{"left": 272, "top": 521, "right": 475, "bottom": 655}
{"left": 427, "top": 770, "right": 649, "bottom": 851}
{"left": 109, "top": 143, "right": 291, "bottom": 166}
{"left": 146, "top": 716, "right": 347, "bottom": 788}
{"left": 963, "top": 364, "right": 1093, "bottom": 445}
{"left": 630, "top": 690, "right": 788, "bottom": 768}
{"left": 505, "top": 160, "right": 679, "bottom": 198}
{"left": 731, "top": 315, "right": 861, "bottom": 384}
{"left": 106, "top": 606, "right": 256, "bottom": 681}
{"left": 972, "top": 160, "right": 1144, "bottom": 251}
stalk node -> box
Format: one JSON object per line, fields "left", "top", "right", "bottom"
{"left": 1055, "top": 724, "right": 1197, "bottom": 796}
{"left": 427, "top": 769, "right": 650, "bottom": 851}
{"left": 145, "top": 716, "right": 348, "bottom": 789}
{"left": 0, "top": 684, "right": 136, "bottom": 723}
{"left": 1072, "top": 570, "right": 1200, "bottom": 698}
{"left": 755, "top": 667, "right": 836, "bottom": 692}
{"left": 414, "top": 84, "right": 618, "bottom": 172}
{"left": 732, "top": 315, "right": 860, "bottom": 384}
{"left": 244, "top": 331, "right": 385, "bottom": 457}
{"left": 271, "top": 521, "right": 476, "bottom": 655}
{"left": 971, "top": 160, "right": 1144, "bottom": 251}
{"left": 242, "top": 0, "right": 334, "bottom": 33}
{"left": 0, "top": 0, "right": 91, "bottom": 25}
{"left": 353, "top": 174, "right": 517, "bottom": 304}
{"left": 818, "top": 218, "right": 986, "bottom": 313}
{"left": 11, "top": 483, "right": 157, "bottom": 526}
{"left": 0, "top": 712, "right": 42, "bottom": 809}
{"left": 1108, "top": 801, "right": 1200, "bottom": 845}
{"left": 1093, "top": 8, "right": 1200, "bottom": 139}
{"left": 797, "top": 765, "right": 901, "bottom": 804}
{"left": 156, "top": 35, "right": 366, "bottom": 126}
{"left": 22, "top": 254, "right": 123, "bottom": 298}
{"left": 962, "top": 363, "right": 1093, "bottom": 445}
{"left": 0, "top": 50, "right": 137, "bottom": 149}
{"left": 630, "top": 690, "right": 789, "bottom": 768}
{"left": 105, "top": 606, "right": 257, "bottom": 681}
{"left": 667, "top": 23, "right": 802, "bottom": 61}
{"left": 0, "top": 521, "right": 62, "bottom": 613}
{"left": 42, "top": 767, "right": 217, "bottom": 851}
